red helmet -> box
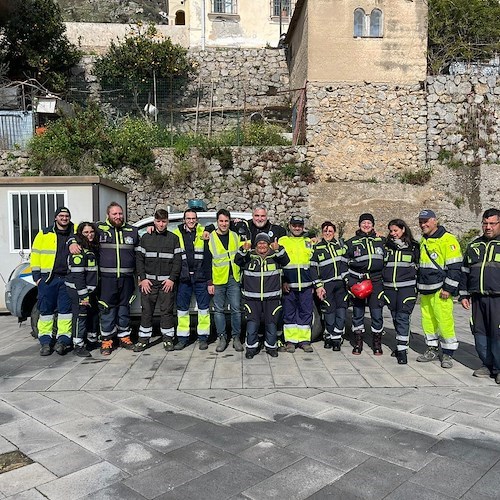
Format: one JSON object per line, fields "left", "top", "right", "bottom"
{"left": 351, "top": 279, "right": 373, "bottom": 299}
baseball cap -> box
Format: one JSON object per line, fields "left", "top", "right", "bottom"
{"left": 290, "top": 215, "right": 305, "bottom": 225}
{"left": 418, "top": 209, "right": 436, "bottom": 219}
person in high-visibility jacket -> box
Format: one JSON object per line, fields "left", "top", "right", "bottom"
{"left": 235, "top": 232, "right": 290, "bottom": 359}
{"left": 417, "top": 209, "right": 462, "bottom": 369}
{"left": 31, "top": 207, "right": 75, "bottom": 356}
{"left": 205, "top": 209, "right": 244, "bottom": 353}
{"left": 172, "top": 209, "right": 211, "bottom": 351}
{"left": 65, "top": 222, "right": 99, "bottom": 358}
{"left": 383, "top": 219, "right": 419, "bottom": 365}
{"left": 459, "top": 208, "right": 500, "bottom": 383}
{"left": 310, "top": 221, "right": 349, "bottom": 352}
{"left": 345, "top": 213, "right": 386, "bottom": 355}
{"left": 279, "top": 215, "right": 314, "bottom": 353}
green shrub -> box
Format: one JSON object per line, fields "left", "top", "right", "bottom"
{"left": 458, "top": 228, "right": 480, "bottom": 253}
{"left": 399, "top": 168, "right": 432, "bottom": 185}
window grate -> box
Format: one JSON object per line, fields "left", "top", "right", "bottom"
{"left": 9, "top": 191, "right": 67, "bottom": 251}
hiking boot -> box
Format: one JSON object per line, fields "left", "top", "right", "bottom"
{"left": 396, "top": 350, "right": 408, "bottom": 365}
{"left": 198, "top": 340, "right": 208, "bottom": 350}
{"left": 73, "top": 345, "right": 91, "bottom": 358}
{"left": 496, "top": 373, "right": 500, "bottom": 385}
{"left": 331, "top": 340, "right": 341, "bottom": 352}
{"left": 163, "top": 336, "right": 174, "bottom": 351}
{"left": 40, "top": 344, "right": 52, "bottom": 356}
{"left": 174, "top": 340, "right": 188, "bottom": 351}
{"left": 277, "top": 340, "right": 286, "bottom": 352}
{"left": 133, "top": 339, "right": 149, "bottom": 352}
{"left": 441, "top": 354, "right": 453, "bottom": 369}
{"left": 473, "top": 366, "right": 491, "bottom": 378}
{"left": 416, "top": 347, "right": 439, "bottom": 362}
{"left": 100, "top": 339, "right": 113, "bottom": 355}
{"left": 301, "top": 343, "right": 313, "bottom": 353}
{"left": 245, "top": 349, "right": 255, "bottom": 359}
{"left": 216, "top": 336, "right": 227, "bottom": 352}
{"left": 266, "top": 348, "right": 278, "bottom": 358}
{"left": 233, "top": 337, "right": 244, "bottom": 352}
{"left": 372, "top": 332, "right": 383, "bottom": 356}
{"left": 285, "top": 342, "right": 296, "bottom": 353}
{"left": 54, "top": 342, "right": 68, "bottom": 355}
{"left": 324, "top": 338, "right": 332, "bottom": 349}
{"left": 119, "top": 336, "right": 135, "bottom": 350}
{"left": 352, "top": 332, "right": 363, "bottom": 355}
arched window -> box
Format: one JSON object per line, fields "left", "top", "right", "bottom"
{"left": 369, "top": 9, "right": 383, "bottom": 37}
{"left": 353, "top": 8, "right": 383, "bottom": 38}
{"left": 175, "top": 10, "right": 185, "bottom": 25}
{"left": 353, "top": 8, "right": 365, "bottom": 37}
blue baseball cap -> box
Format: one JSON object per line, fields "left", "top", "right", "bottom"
{"left": 418, "top": 209, "right": 436, "bottom": 219}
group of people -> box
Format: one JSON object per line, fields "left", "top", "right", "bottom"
{"left": 30, "top": 202, "right": 500, "bottom": 383}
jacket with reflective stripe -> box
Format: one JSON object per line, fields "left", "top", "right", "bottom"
{"left": 382, "top": 241, "right": 419, "bottom": 289}
{"left": 278, "top": 235, "right": 313, "bottom": 290}
{"left": 31, "top": 223, "right": 76, "bottom": 283}
{"left": 310, "top": 239, "right": 348, "bottom": 287}
{"left": 97, "top": 220, "right": 139, "bottom": 277}
{"left": 345, "top": 231, "right": 386, "bottom": 279}
{"left": 208, "top": 231, "right": 241, "bottom": 285}
{"left": 235, "top": 245, "right": 290, "bottom": 300}
{"left": 459, "top": 235, "right": 500, "bottom": 296}
{"left": 418, "top": 226, "right": 462, "bottom": 295}
{"left": 136, "top": 230, "right": 182, "bottom": 282}
{"left": 172, "top": 224, "right": 207, "bottom": 283}
{"left": 65, "top": 248, "right": 98, "bottom": 298}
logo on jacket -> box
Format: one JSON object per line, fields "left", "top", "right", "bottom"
{"left": 431, "top": 252, "right": 438, "bottom": 260}
{"left": 125, "top": 236, "right": 134, "bottom": 244}
{"left": 375, "top": 247, "right": 383, "bottom": 255}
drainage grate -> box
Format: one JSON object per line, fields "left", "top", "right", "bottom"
{"left": 0, "top": 450, "right": 33, "bottom": 474}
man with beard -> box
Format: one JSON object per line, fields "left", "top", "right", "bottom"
{"left": 31, "top": 207, "right": 76, "bottom": 356}
{"left": 417, "top": 209, "right": 462, "bottom": 368}
{"left": 237, "top": 205, "right": 287, "bottom": 247}
{"left": 71, "top": 202, "right": 139, "bottom": 355}
{"left": 460, "top": 208, "right": 500, "bottom": 383}
{"left": 205, "top": 205, "right": 286, "bottom": 248}
{"left": 345, "top": 213, "right": 386, "bottom": 355}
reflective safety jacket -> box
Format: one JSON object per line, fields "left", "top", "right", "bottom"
{"left": 310, "top": 238, "right": 348, "bottom": 287}
{"left": 172, "top": 224, "right": 208, "bottom": 283}
{"left": 345, "top": 230, "right": 385, "bottom": 281}
{"left": 235, "top": 245, "right": 289, "bottom": 300}
{"left": 31, "top": 223, "right": 76, "bottom": 283}
{"left": 207, "top": 230, "right": 241, "bottom": 285}
{"left": 65, "top": 248, "right": 98, "bottom": 299}
{"left": 418, "top": 226, "right": 462, "bottom": 295}
{"left": 459, "top": 235, "right": 500, "bottom": 297}
{"left": 278, "top": 235, "right": 313, "bottom": 290}
{"left": 97, "top": 220, "right": 139, "bottom": 278}
{"left": 136, "top": 230, "right": 182, "bottom": 282}
{"left": 382, "top": 241, "right": 419, "bottom": 289}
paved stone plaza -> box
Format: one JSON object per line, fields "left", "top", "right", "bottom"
{"left": 0, "top": 305, "right": 499, "bottom": 499}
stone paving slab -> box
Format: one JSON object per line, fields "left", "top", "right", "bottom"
{"left": 1, "top": 305, "right": 500, "bottom": 499}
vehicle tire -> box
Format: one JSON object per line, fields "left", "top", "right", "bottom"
{"left": 311, "top": 301, "right": 324, "bottom": 342}
{"left": 30, "top": 303, "right": 39, "bottom": 339}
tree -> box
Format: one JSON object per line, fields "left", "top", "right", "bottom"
{"left": 1, "top": 0, "right": 80, "bottom": 91}
{"left": 428, "top": 0, "right": 500, "bottom": 74}
{"left": 93, "top": 24, "right": 193, "bottom": 86}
